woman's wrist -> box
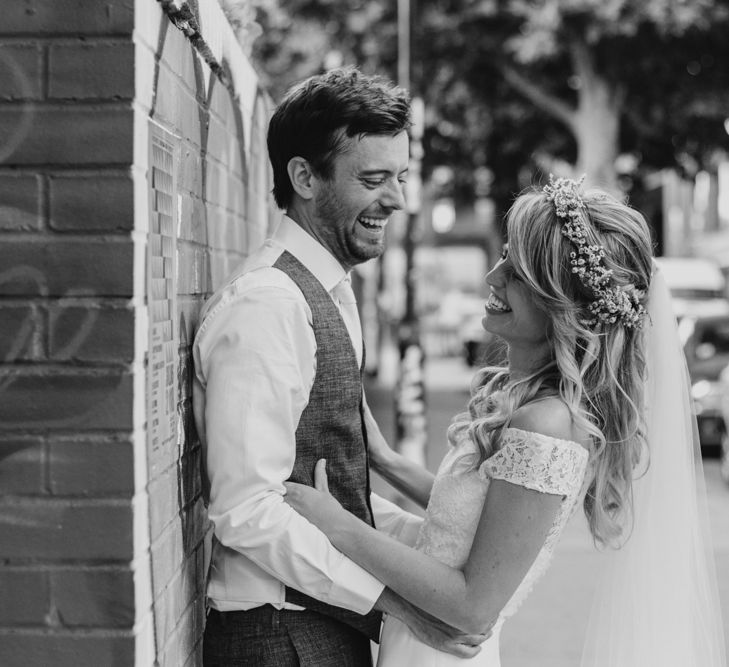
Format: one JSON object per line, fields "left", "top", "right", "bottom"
{"left": 329, "top": 506, "right": 362, "bottom": 551}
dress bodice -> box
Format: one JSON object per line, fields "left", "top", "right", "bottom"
{"left": 414, "top": 427, "right": 589, "bottom": 620}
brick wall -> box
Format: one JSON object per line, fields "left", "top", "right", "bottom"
{"left": 0, "top": 1, "right": 276, "bottom": 665}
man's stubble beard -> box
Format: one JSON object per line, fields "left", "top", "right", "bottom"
{"left": 314, "top": 186, "right": 384, "bottom": 266}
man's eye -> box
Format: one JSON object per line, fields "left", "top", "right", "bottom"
{"left": 363, "top": 178, "right": 386, "bottom": 188}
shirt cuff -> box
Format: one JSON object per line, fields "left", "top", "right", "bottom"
{"left": 328, "top": 555, "right": 386, "bottom": 614}
{"left": 370, "top": 493, "right": 424, "bottom": 547}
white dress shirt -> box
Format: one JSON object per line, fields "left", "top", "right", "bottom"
{"left": 193, "top": 216, "right": 422, "bottom": 614}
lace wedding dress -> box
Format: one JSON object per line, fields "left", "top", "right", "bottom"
{"left": 377, "top": 427, "right": 589, "bottom": 666}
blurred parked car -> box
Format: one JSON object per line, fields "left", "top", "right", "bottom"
{"left": 717, "top": 361, "right": 729, "bottom": 483}
{"left": 655, "top": 256, "right": 729, "bottom": 320}
{"left": 680, "top": 314, "right": 729, "bottom": 457}
{"left": 722, "top": 412, "right": 729, "bottom": 485}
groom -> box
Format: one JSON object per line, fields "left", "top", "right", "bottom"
{"left": 193, "top": 68, "right": 478, "bottom": 666}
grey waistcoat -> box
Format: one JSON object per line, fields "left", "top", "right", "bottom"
{"left": 274, "top": 251, "right": 382, "bottom": 642}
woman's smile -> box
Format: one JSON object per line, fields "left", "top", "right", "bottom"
{"left": 485, "top": 291, "right": 512, "bottom": 314}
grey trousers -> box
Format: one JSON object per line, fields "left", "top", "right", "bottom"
{"left": 203, "top": 606, "right": 374, "bottom": 667}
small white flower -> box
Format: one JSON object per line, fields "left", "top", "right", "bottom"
{"left": 544, "top": 175, "right": 645, "bottom": 330}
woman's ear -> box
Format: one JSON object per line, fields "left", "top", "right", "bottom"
{"left": 287, "top": 157, "right": 315, "bottom": 201}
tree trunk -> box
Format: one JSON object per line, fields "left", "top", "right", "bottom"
{"left": 498, "top": 39, "right": 623, "bottom": 192}
{"left": 572, "top": 43, "right": 622, "bottom": 193}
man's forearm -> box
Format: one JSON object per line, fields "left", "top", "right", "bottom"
{"left": 373, "top": 588, "right": 486, "bottom": 659}
{"left": 210, "top": 495, "right": 385, "bottom": 614}
{"left": 373, "top": 586, "right": 409, "bottom": 618}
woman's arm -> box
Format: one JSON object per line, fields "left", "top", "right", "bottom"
{"left": 286, "top": 401, "right": 581, "bottom": 634}
{"left": 364, "top": 395, "right": 435, "bottom": 508}
{"left": 286, "top": 459, "right": 562, "bottom": 634}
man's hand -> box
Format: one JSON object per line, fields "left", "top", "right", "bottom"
{"left": 375, "top": 588, "right": 490, "bottom": 659}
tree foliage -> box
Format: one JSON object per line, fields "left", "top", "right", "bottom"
{"left": 238, "top": 0, "right": 729, "bottom": 212}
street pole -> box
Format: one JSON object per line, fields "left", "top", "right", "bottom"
{"left": 395, "top": 0, "right": 427, "bottom": 468}
{"left": 397, "top": 0, "right": 409, "bottom": 93}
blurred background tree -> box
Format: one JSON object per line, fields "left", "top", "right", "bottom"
{"left": 233, "top": 0, "right": 729, "bottom": 228}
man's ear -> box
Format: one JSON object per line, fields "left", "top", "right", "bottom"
{"left": 288, "top": 157, "right": 316, "bottom": 201}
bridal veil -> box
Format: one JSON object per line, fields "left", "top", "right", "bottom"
{"left": 581, "top": 264, "right": 726, "bottom": 666}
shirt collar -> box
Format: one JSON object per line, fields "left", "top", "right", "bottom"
{"left": 274, "top": 215, "right": 348, "bottom": 292}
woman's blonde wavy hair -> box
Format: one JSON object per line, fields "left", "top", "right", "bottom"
{"left": 448, "top": 186, "right": 654, "bottom": 547}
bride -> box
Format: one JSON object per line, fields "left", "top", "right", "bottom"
{"left": 285, "top": 177, "right": 726, "bottom": 666}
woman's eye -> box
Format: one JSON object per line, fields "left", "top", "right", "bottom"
{"left": 501, "top": 260, "right": 523, "bottom": 283}
{"left": 500, "top": 244, "right": 509, "bottom": 260}
{"left": 506, "top": 265, "right": 524, "bottom": 283}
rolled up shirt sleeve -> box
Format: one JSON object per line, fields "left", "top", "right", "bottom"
{"left": 370, "top": 493, "right": 424, "bottom": 547}
{"left": 196, "top": 282, "right": 385, "bottom": 613}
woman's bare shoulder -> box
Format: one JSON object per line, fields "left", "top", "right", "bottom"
{"left": 509, "top": 398, "right": 590, "bottom": 450}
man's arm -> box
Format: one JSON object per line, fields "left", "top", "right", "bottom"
{"left": 196, "top": 283, "right": 384, "bottom": 613}
{"left": 374, "top": 588, "right": 487, "bottom": 659}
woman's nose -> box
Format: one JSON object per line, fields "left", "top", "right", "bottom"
{"left": 486, "top": 261, "right": 506, "bottom": 287}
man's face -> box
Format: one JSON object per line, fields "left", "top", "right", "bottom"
{"left": 311, "top": 131, "right": 409, "bottom": 270}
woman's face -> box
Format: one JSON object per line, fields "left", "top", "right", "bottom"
{"left": 483, "top": 246, "right": 551, "bottom": 351}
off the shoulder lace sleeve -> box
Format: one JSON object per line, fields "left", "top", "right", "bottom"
{"left": 479, "top": 427, "right": 589, "bottom": 496}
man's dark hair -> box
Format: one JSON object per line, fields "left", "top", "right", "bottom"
{"left": 267, "top": 67, "right": 412, "bottom": 209}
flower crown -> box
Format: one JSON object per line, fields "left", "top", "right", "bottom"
{"left": 543, "top": 175, "right": 646, "bottom": 329}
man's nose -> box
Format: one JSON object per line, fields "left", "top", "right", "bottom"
{"left": 382, "top": 179, "right": 406, "bottom": 211}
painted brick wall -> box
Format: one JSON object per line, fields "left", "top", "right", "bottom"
{"left": 0, "top": 1, "right": 277, "bottom": 665}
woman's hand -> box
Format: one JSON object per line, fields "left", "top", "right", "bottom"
{"left": 284, "top": 459, "right": 346, "bottom": 535}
